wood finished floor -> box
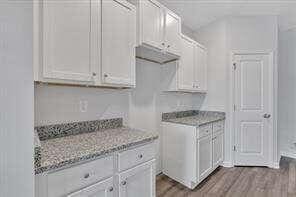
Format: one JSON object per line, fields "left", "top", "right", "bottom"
{"left": 156, "top": 157, "right": 296, "bottom": 197}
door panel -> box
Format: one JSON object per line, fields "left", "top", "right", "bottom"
{"left": 118, "top": 160, "right": 155, "bottom": 197}
{"left": 141, "top": 0, "right": 164, "bottom": 50}
{"left": 43, "top": 0, "right": 94, "bottom": 82}
{"left": 101, "top": 0, "right": 136, "bottom": 86}
{"left": 197, "top": 135, "right": 212, "bottom": 182}
{"left": 194, "top": 45, "right": 207, "bottom": 91}
{"left": 234, "top": 54, "right": 271, "bottom": 166}
{"left": 164, "top": 10, "right": 181, "bottom": 56}
{"left": 178, "top": 36, "right": 194, "bottom": 91}
{"left": 213, "top": 131, "right": 223, "bottom": 168}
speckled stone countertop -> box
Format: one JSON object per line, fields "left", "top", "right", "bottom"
{"left": 35, "top": 119, "right": 158, "bottom": 174}
{"left": 162, "top": 110, "right": 225, "bottom": 127}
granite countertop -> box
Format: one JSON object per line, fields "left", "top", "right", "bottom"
{"left": 162, "top": 110, "right": 225, "bottom": 127}
{"left": 35, "top": 119, "right": 158, "bottom": 174}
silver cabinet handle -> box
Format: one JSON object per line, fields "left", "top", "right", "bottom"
{"left": 263, "top": 114, "right": 271, "bottom": 119}
{"left": 84, "top": 173, "right": 90, "bottom": 179}
{"left": 121, "top": 180, "right": 127, "bottom": 186}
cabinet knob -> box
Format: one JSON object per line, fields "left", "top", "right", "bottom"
{"left": 121, "top": 180, "right": 127, "bottom": 186}
{"left": 167, "top": 45, "right": 170, "bottom": 48}
{"left": 161, "top": 42, "right": 165, "bottom": 46}
{"left": 92, "top": 72, "right": 97, "bottom": 77}
{"left": 104, "top": 74, "right": 108, "bottom": 78}
{"left": 138, "top": 154, "right": 143, "bottom": 159}
{"left": 109, "top": 187, "right": 114, "bottom": 192}
{"left": 84, "top": 173, "right": 90, "bottom": 179}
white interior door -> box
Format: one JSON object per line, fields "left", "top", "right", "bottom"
{"left": 234, "top": 53, "right": 272, "bottom": 166}
{"left": 101, "top": 0, "right": 136, "bottom": 86}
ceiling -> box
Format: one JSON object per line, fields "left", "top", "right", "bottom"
{"left": 158, "top": 0, "right": 296, "bottom": 31}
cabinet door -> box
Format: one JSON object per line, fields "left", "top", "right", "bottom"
{"left": 178, "top": 36, "right": 195, "bottom": 91}
{"left": 213, "top": 131, "right": 224, "bottom": 169}
{"left": 118, "top": 160, "right": 155, "bottom": 197}
{"left": 43, "top": 0, "right": 95, "bottom": 82}
{"left": 164, "top": 9, "right": 181, "bottom": 57}
{"left": 194, "top": 45, "right": 207, "bottom": 91}
{"left": 140, "top": 0, "right": 164, "bottom": 50}
{"left": 67, "top": 177, "right": 114, "bottom": 197}
{"left": 101, "top": 0, "right": 136, "bottom": 86}
{"left": 197, "top": 135, "right": 212, "bottom": 182}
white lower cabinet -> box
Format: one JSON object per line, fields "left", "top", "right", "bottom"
{"left": 36, "top": 142, "right": 156, "bottom": 197}
{"left": 162, "top": 120, "right": 224, "bottom": 189}
{"left": 68, "top": 177, "right": 114, "bottom": 197}
{"left": 118, "top": 160, "right": 155, "bottom": 197}
{"left": 197, "top": 134, "right": 212, "bottom": 182}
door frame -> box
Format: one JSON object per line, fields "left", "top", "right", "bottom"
{"left": 229, "top": 50, "right": 278, "bottom": 168}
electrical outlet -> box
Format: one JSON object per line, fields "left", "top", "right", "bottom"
{"left": 79, "top": 100, "right": 88, "bottom": 113}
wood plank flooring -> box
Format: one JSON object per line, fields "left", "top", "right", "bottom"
{"left": 156, "top": 157, "right": 296, "bottom": 197}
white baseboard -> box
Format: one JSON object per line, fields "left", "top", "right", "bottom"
{"left": 281, "top": 151, "right": 296, "bottom": 159}
{"left": 222, "top": 161, "right": 233, "bottom": 168}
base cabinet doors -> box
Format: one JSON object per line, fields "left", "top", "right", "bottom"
{"left": 213, "top": 131, "right": 224, "bottom": 169}
{"left": 42, "top": 0, "right": 95, "bottom": 82}
{"left": 101, "top": 0, "right": 136, "bottom": 87}
{"left": 118, "top": 160, "right": 155, "bottom": 197}
{"left": 68, "top": 177, "right": 114, "bottom": 197}
{"left": 197, "top": 135, "right": 212, "bottom": 182}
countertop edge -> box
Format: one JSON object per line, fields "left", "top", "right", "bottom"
{"left": 35, "top": 135, "right": 158, "bottom": 175}
{"left": 162, "top": 117, "right": 226, "bottom": 127}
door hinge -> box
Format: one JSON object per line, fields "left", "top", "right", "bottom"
{"left": 233, "top": 145, "right": 237, "bottom": 152}
{"left": 233, "top": 63, "right": 237, "bottom": 70}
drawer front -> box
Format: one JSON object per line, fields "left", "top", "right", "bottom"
{"left": 48, "top": 155, "right": 114, "bottom": 197}
{"left": 118, "top": 142, "right": 155, "bottom": 172}
{"left": 197, "top": 123, "right": 212, "bottom": 139}
{"left": 213, "top": 120, "right": 224, "bottom": 133}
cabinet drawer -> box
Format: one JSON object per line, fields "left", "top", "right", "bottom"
{"left": 118, "top": 142, "right": 155, "bottom": 172}
{"left": 197, "top": 124, "right": 212, "bottom": 139}
{"left": 213, "top": 121, "right": 224, "bottom": 133}
{"left": 47, "top": 156, "right": 114, "bottom": 197}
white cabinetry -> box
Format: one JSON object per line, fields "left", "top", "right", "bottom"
{"left": 118, "top": 160, "right": 155, "bottom": 197}
{"left": 162, "top": 120, "right": 224, "bottom": 189}
{"left": 162, "top": 34, "right": 207, "bottom": 93}
{"left": 68, "top": 177, "right": 114, "bottom": 197}
{"left": 34, "top": 0, "right": 136, "bottom": 87}
{"left": 36, "top": 142, "right": 156, "bottom": 197}
{"left": 132, "top": 0, "right": 181, "bottom": 64}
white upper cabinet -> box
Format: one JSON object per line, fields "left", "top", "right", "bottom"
{"left": 178, "top": 35, "right": 195, "bottom": 90}
{"left": 133, "top": 0, "right": 181, "bottom": 64}
{"left": 194, "top": 44, "right": 207, "bottom": 92}
{"left": 140, "top": 0, "right": 164, "bottom": 51}
{"left": 164, "top": 10, "right": 181, "bottom": 57}
{"left": 101, "top": 0, "right": 136, "bottom": 87}
{"left": 42, "top": 0, "right": 96, "bottom": 82}
{"left": 35, "top": 0, "right": 136, "bottom": 88}
{"left": 162, "top": 34, "right": 207, "bottom": 93}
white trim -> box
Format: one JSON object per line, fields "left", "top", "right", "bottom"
{"left": 281, "top": 151, "right": 296, "bottom": 160}
{"left": 229, "top": 51, "right": 277, "bottom": 168}
{"left": 222, "top": 161, "right": 233, "bottom": 168}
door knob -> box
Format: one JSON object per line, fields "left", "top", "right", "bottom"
{"left": 263, "top": 114, "right": 271, "bottom": 119}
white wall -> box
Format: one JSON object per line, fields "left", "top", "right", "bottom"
{"left": 35, "top": 85, "right": 129, "bottom": 126}
{"left": 0, "top": 1, "right": 34, "bottom": 197}
{"left": 195, "top": 16, "right": 278, "bottom": 165}
{"left": 279, "top": 28, "right": 296, "bottom": 157}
